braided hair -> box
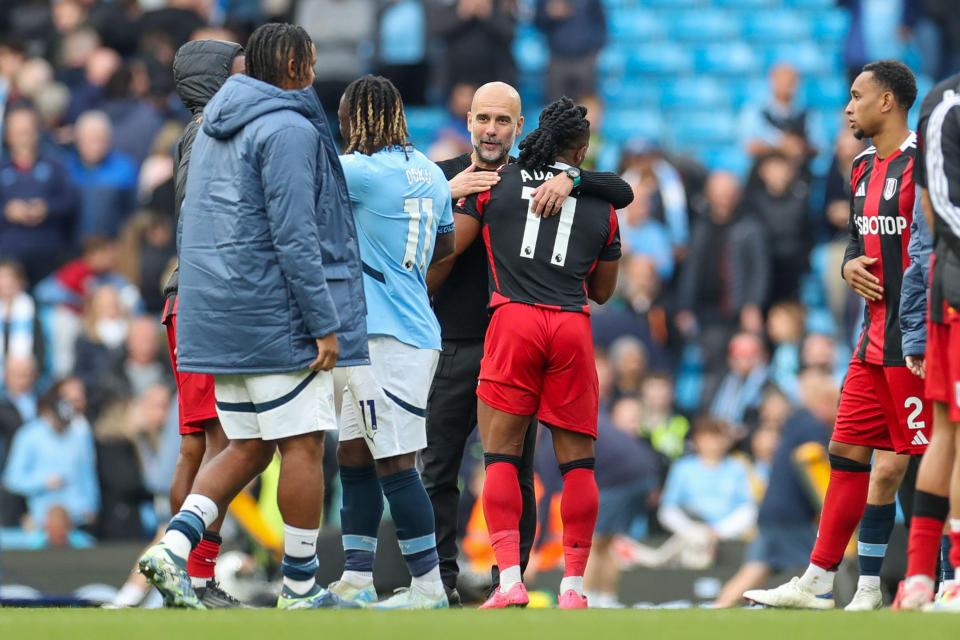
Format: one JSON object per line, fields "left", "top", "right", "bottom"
{"left": 517, "top": 97, "right": 590, "bottom": 170}
{"left": 341, "top": 75, "right": 409, "bottom": 155}
{"left": 246, "top": 23, "right": 313, "bottom": 88}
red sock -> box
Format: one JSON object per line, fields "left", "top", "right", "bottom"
{"left": 810, "top": 458, "right": 870, "bottom": 571}
{"left": 482, "top": 461, "right": 522, "bottom": 571}
{"left": 560, "top": 467, "right": 598, "bottom": 577}
{"left": 950, "top": 531, "right": 960, "bottom": 570}
{"left": 187, "top": 531, "right": 221, "bottom": 581}
{"left": 907, "top": 516, "right": 946, "bottom": 579}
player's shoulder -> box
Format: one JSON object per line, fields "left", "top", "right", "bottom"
{"left": 921, "top": 74, "right": 960, "bottom": 119}
{"left": 853, "top": 145, "right": 877, "bottom": 165}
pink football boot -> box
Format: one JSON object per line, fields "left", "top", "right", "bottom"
{"left": 479, "top": 583, "right": 529, "bottom": 609}
{"left": 558, "top": 590, "right": 589, "bottom": 610}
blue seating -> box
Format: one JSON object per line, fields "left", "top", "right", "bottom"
{"left": 694, "top": 42, "right": 760, "bottom": 75}
{"left": 602, "top": 108, "right": 664, "bottom": 144}
{"left": 660, "top": 77, "right": 732, "bottom": 110}
{"left": 628, "top": 44, "right": 695, "bottom": 75}
{"left": 783, "top": 0, "right": 833, "bottom": 7}
{"left": 697, "top": 145, "right": 752, "bottom": 176}
{"left": 742, "top": 11, "right": 813, "bottom": 41}
{"left": 812, "top": 8, "right": 850, "bottom": 43}
{"left": 713, "top": 0, "right": 779, "bottom": 7}
{"left": 405, "top": 106, "right": 446, "bottom": 146}
{"left": 804, "top": 76, "right": 848, "bottom": 109}
{"left": 512, "top": 34, "right": 549, "bottom": 75}
{"left": 645, "top": 0, "right": 704, "bottom": 8}
{"left": 764, "top": 42, "right": 834, "bottom": 75}
{"left": 601, "top": 78, "right": 661, "bottom": 109}
{"left": 668, "top": 110, "right": 738, "bottom": 148}
{"left": 730, "top": 76, "right": 770, "bottom": 109}
{"left": 608, "top": 8, "right": 668, "bottom": 42}
{"left": 668, "top": 10, "right": 740, "bottom": 42}
{"left": 598, "top": 47, "right": 627, "bottom": 77}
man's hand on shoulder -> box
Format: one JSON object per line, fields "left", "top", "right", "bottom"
{"left": 311, "top": 333, "right": 339, "bottom": 371}
{"left": 842, "top": 256, "right": 883, "bottom": 302}
{"left": 531, "top": 171, "right": 573, "bottom": 217}
{"left": 449, "top": 164, "right": 500, "bottom": 200}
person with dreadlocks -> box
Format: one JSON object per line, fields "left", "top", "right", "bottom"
{"left": 138, "top": 23, "right": 368, "bottom": 610}
{"left": 450, "top": 97, "right": 621, "bottom": 609}
{"left": 326, "top": 75, "right": 453, "bottom": 610}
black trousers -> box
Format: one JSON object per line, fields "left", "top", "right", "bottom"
{"left": 422, "top": 338, "right": 538, "bottom": 591}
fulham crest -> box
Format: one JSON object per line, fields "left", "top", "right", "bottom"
{"left": 883, "top": 178, "right": 898, "bottom": 200}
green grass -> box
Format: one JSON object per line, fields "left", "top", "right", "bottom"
{"left": 0, "top": 608, "right": 956, "bottom": 640}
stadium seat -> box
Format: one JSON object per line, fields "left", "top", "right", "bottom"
{"left": 696, "top": 144, "right": 751, "bottom": 176}
{"left": 602, "top": 108, "right": 664, "bottom": 144}
{"left": 601, "top": 78, "right": 661, "bottom": 109}
{"left": 512, "top": 34, "right": 549, "bottom": 75}
{"left": 730, "top": 76, "right": 770, "bottom": 109}
{"left": 783, "top": 0, "right": 833, "bottom": 6}
{"left": 712, "top": 0, "right": 779, "bottom": 8}
{"left": 598, "top": 47, "right": 627, "bottom": 77}
{"left": 694, "top": 42, "right": 760, "bottom": 76}
{"left": 764, "top": 43, "right": 834, "bottom": 75}
{"left": 668, "top": 110, "right": 738, "bottom": 148}
{"left": 645, "top": 0, "right": 704, "bottom": 8}
{"left": 812, "top": 8, "right": 851, "bottom": 44}
{"left": 628, "top": 43, "right": 695, "bottom": 75}
{"left": 660, "top": 77, "right": 732, "bottom": 110}
{"left": 742, "top": 11, "right": 813, "bottom": 42}
{"left": 607, "top": 8, "right": 668, "bottom": 42}
{"left": 804, "top": 76, "right": 848, "bottom": 110}
{"left": 667, "top": 10, "right": 740, "bottom": 42}
{"left": 405, "top": 107, "right": 446, "bottom": 146}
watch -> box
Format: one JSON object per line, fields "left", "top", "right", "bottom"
{"left": 564, "top": 166, "right": 581, "bottom": 188}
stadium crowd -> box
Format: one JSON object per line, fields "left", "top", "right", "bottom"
{"left": 0, "top": 0, "right": 957, "bottom": 608}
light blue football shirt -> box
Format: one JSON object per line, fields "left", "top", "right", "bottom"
{"left": 339, "top": 146, "right": 453, "bottom": 350}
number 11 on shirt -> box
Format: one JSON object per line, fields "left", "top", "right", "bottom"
{"left": 520, "top": 186, "right": 577, "bottom": 267}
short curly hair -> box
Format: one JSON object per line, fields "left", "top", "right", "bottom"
{"left": 862, "top": 60, "right": 917, "bottom": 111}
{"left": 517, "top": 97, "right": 590, "bottom": 170}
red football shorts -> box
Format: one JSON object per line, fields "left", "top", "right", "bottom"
{"left": 925, "top": 302, "right": 960, "bottom": 423}
{"left": 162, "top": 296, "right": 218, "bottom": 436}
{"left": 833, "top": 357, "right": 932, "bottom": 455}
{"left": 477, "top": 303, "right": 598, "bottom": 438}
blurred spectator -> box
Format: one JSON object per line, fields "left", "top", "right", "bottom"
{"left": 583, "top": 397, "right": 661, "bottom": 608}
{"left": 72, "top": 284, "right": 130, "bottom": 394}
{"left": 739, "top": 64, "right": 814, "bottom": 159}
{"left": 619, "top": 138, "right": 689, "bottom": 256}
{"left": 0, "top": 503, "right": 95, "bottom": 549}
{"left": 373, "top": 0, "right": 430, "bottom": 105}
{"left": 707, "top": 332, "right": 769, "bottom": 439}
{"left": 297, "top": 0, "right": 375, "bottom": 112}
{"left": 617, "top": 176, "right": 674, "bottom": 280}
{"left": 658, "top": 418, "right": 756, "bottom": 558}
{"left": 93, "top": 382, "right": 173, "bottom": 540}
{"left": 0, "top": 259, "right": 44, "bottom": 371}
{"left": 917, "top": 0, "right": 960, "bottom": 80}
{"left": 67, "top": 110, "right": 138, "bottom": 240}
{"left": 139, "top": 0, "right": 208, "bottom": 51}
{"left": 117, "top": 210, "right": 175, "bottom": 314}
{"left": 3, "top": 355, "right": 38, "bottom": 424}
{"left": 714, "top": 368, "right": 837, "bottom": 607}
{"left": 130, "top": 383, "right": 179, "bottom": 507}
{"left": 747, "top": 424, "right": 778, "bottom": 496}
{"left": 800, "top": 332, "right": 848, "bottom": 386}
{"left": 2, "top": 379, "right": 99, "bottom": 531}
{"left": 137, "top": 121, "right": 182, "bottom": 215}
{"left": 0, "top": 38, "right": 27, "bottom": 140}
{"left": 432, "top": 0, "right": 517, "bottom": 95}
{"left": 35, "top": 236, "right": 141, "bottom": 376}
{"left": 742, "top": 152, "right": 811, "bottom": 303}
{"left": 676, "top": 172, "right": 769, "bottom": 372}
{"left": 637, "top": 373, "right": 689, "bottom": 461}
{"left": 607, "top": 335, "right": 647, "bottom": 402}
{"left": 65, "top": 46, "right": 121, "bottom": 124}
{"left": 578, "top": 93, "right": 604, "bottom": 170}
{"left": 757, "top": 386, "right": 792, "bottom": 435}
{"left": 101, "top": 64, "right": 165, "bottom": 167}
{"left": 14, "top": 57, "right": 54, "bottom": 106}
{"left": 428, "top": 81, "right": 474, "bottom": 161}
{"left": 839, "top": 0, "right": 918, "bottom": 83}
{"left": 766, "top": 302, "right": 806, "bottom": 402}
{"left": 534, "top": 0, "right": 605, "bottom": 102}
{"left": 0, "top": 104, "right": 78, "bottom": 285}
{"left": 89, "top": 315, "right": 169, "bottom": 418}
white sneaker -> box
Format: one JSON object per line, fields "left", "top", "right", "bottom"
{"left": 844, "top": 584, "right": 883, "bottom": 611}
{"left": 328, "top": 579, "right": 378, "bottom": 606}
{"left": 744, "top": 577, "right": 835, "bottom": 610}
{"left": 372, "top": 586, "right": 449, "bottom": 610}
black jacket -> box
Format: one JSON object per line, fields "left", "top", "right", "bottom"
{"left": 162, "top": 39, "right": 244, "bottom": 300}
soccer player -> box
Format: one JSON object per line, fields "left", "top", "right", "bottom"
{"left": 138, "top": 23, "right": 367, "bottom": 610}
{"left": 327, "top": 75, "right": 453, "bottom": 610}
{"left": 894, "top": 72, "right": 960, "bottom": 611}
{"left": 452, "top": 97, "right": 621, "bottom": 609}
{"left": 423, "top": 82, "right": 633, "bottom": 605}
{"left": 745, "top": 60, "right": 931, "bottom": 610}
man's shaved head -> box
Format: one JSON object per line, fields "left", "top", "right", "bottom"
{"left": 468, "top": 82, "right": 523, "bottom": 167}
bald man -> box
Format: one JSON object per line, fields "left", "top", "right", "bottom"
{"left": 423, "top": 82, "right": 633, "bottom": 605}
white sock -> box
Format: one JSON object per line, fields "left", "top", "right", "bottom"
{"left": 340, "top": 570, "right": 373, "bottom": 588}
{"left": 950, "top": 519, "right": 960, "bottom": 533}
{"left": 191, "top": 576, "right": 209, "bottom": 589}
{"left": 160, "top": 530, "right": 192, "bottom": 561}
{"left": 560, "top": 576, "right": 584, "bottom": 596}
{"left": 283, "top": 576, "right": 316, "bottom": 596}
{"left": 857, "top": 575, "right": 881, "bottom": 590}
{"left": 411, "top": 565, "right": 444, "bottom": 597}
{"left": 283, "top": 523, "right": 319, "bottom": 558}
{"left": 112, "top": 582, "right": 148, "bottom": 607}
{"left": 499, "top": 565, "right": 522, "bottom": 591}
{"left": 798, "top": 564, "right": 835, "bottom": 595}
{"left": 181, "top": 494, "right": 219, "bottom": 528}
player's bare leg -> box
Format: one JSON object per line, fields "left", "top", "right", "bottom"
{"left": 549, "top": 424, "right": 598, "bottom": 609}
{"left": 716, "top": 562, "right": 772, "bottom": 608}
{"left": 848, "top": 450, "right": 909, "bottom": 610}
{"left": 477, "top": 400, "right": 532, "bottom": 609}
{"left": 584, "top": 535, "right": 622, "bottom": 607}
{"left": 745, "top": 441, "right": 873, "bottom": 609}
{"left": 894, "top": 402, "right": 954, "bottom": 610}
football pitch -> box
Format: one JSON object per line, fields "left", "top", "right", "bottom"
{"left": 0, "top": 608, "right": 954, "bottom": 640}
